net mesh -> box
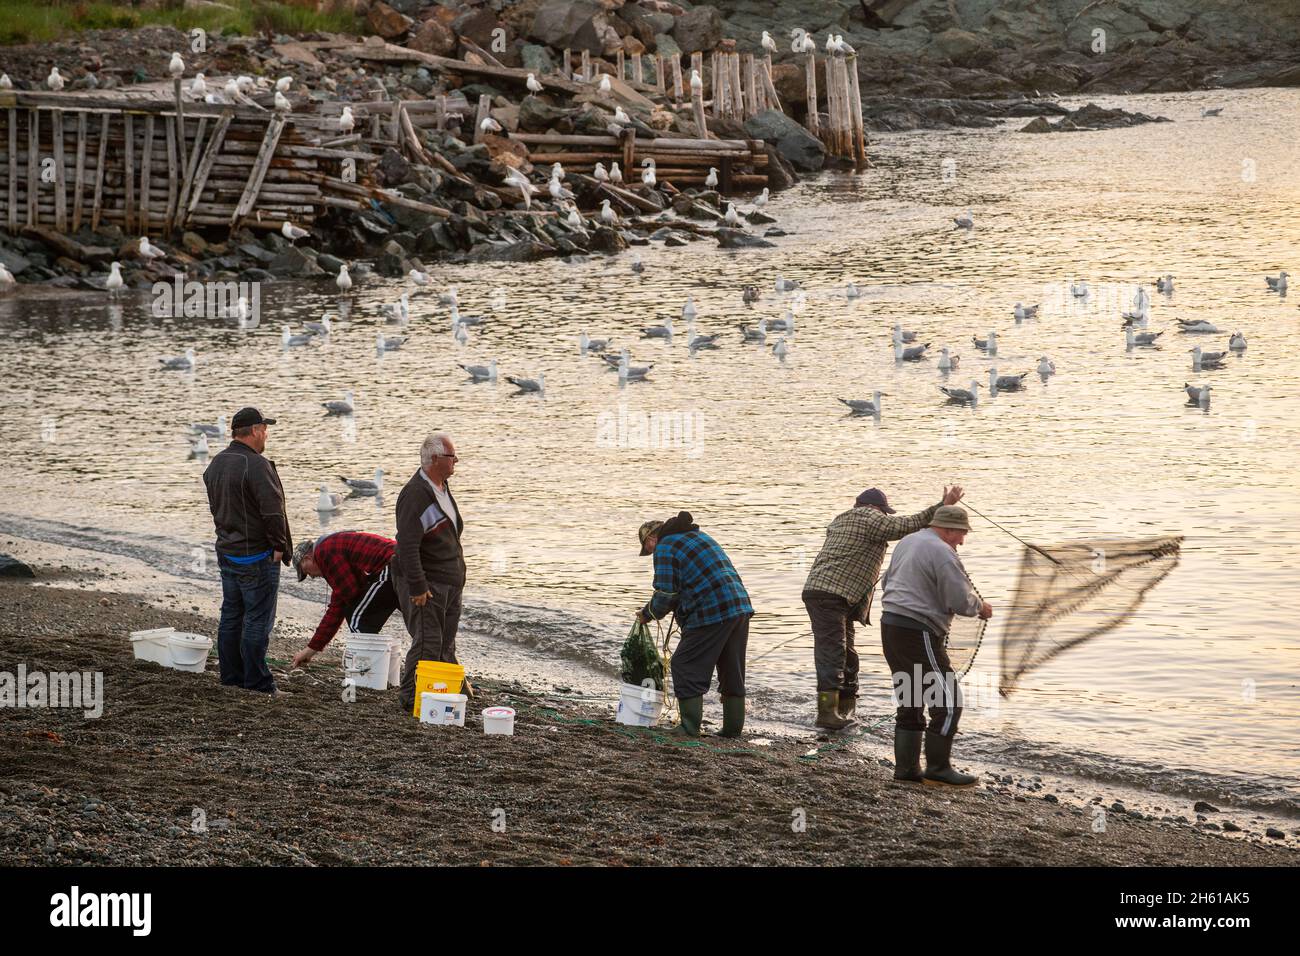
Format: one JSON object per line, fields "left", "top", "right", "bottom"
{"left": 997, "top": 535, "right": 1183, "bottom": 696}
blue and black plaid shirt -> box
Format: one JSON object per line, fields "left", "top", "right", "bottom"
{"left": 643, "top": 530, "right": 753, "bottom": 627}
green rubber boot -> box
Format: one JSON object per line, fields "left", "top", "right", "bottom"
{"left": 923, "top": 731, "right": 978, "bottom": 788}
{"left": 673, "top": 695, "right": 704, "bottom": 737}
{"left": 816, "top": 690, "right": 855, "bottom": 730}
{"left": 893, "top": 728, "right": 924, "bottom": 783}
{"left": 838, "top": 693, "right": 857, "bottom": 721}
{"left": 718, "top": 695, "right": 745, "bottom": 738}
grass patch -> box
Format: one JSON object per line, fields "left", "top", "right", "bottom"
{"left": 0, "top": 1, "right": 363, "bottom": 47}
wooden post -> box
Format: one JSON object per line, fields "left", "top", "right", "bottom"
{"left": 391, "top": 100, "right": 401, "bottom": 142}
{"left": 690, "top": 53, "right": 708, "bottom": 139}
{"left": 436, "top": 94, "right": 446, "bottom": 130}
{"left": 164, "top": 117, "right": 178, "bottom": 232}
{"left": 90, "top": 113, "right": 108, "bottom": 231}
{"left": 656, "top": 55, "right": 666, "bottom": 93}
{"left": 6, "top": 109, "right": 16, "bottom": 231}
{"left": 731, "top": 54, "right": 744, "bottom": 118}
{"left": 172, "top": 116, "right": 207, "bottom": 232}
{"left": 804, "top": 53, "right": 819, "bottom": 137}
{"left": 710, "top": 53, "right": 720, "bottom": 117}
{"left": 824, "top": 56, "right": 837, "bottom": 151}
{"left": 672, "top": 58, "right": 683, "bottom": 104}
{"left": 581, "top": 49, "right": 591, "bottom": 82}
{"left": 231, "top": 113, "right": 287, "bottom": 227}
{"left": 52, "top": 109, "right": 66, "bottom": 231}
{"left": 616, "top": 49, "right": 625, "bottom": 81}
{"left": 720, "top": 153, "right": 733, "bottom": 194}
{"left": 27, "top": 109, "right": 38, "bottom": 226}
{"left": 745, "top": 55, "right": 758, "bottom": 116}
{"left": 761, "top": 60, "right": 782, "bottom": 114}
{"left": 620, "top": 126, "right": 634, "bottom": 175}
{"left": 632, "top": 55, "right": 644, "bottom": 85}
{"left": 72, "top": 111, "right": 86, "bottom": 230}
{"left": 847, "top": 54, "right": 868, "bottom": 168}
{"left": 562, "top": 49, "right": 572, "bottom": 78}
{"left": 473, "top": 93, "right": 490, "bottom": 144}
{"left": 140, "top": 115, "right": 155, "bottom": 234}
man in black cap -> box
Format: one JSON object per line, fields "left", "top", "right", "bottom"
{"left": 202, "top": 407, "right": 292, "bottom": 694}
{"left": 801, "top": 484, "right": 963, "bottom": 730}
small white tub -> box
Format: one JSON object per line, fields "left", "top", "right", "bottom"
{"left": 130, "top": 627, "right": 174, "bottom": 666}
{"left": 616, "top": 681, "right": 666, "bottom": 727}
{"left": 420, "top": 692, "right": 467, "bottom": 727}
{"left": 387, "top": 636, "right": 406, "bottom": 688}
{"left": 342, "top": 633, "right": 391, "bottom": 691}
{"left": 482, "top": 706, "right": 515, "bottom": 735}
{"left": 166, "top": 632, "right": 212, "bottom": 673}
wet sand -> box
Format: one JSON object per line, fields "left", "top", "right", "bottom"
{"left": 0, "top": 576, "right": 1294, "bottom": 867}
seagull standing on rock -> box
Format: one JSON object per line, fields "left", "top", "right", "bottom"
{"left": 600, "top": 199, "right": 618, "bottom": 225}
{"left": 609, "top": 161, "right": 623, "bottom": 183}
{"left": 281, "top": 221, "right": 309, "bottom": 242}
{"left": 338, "top": 106, "right": 355, "bottom": 133}
{"left": 705, "top": 167, "right": 718, "bottom": 189}
{"left": 526, "top": 73, "right": 543, "bottom": 95}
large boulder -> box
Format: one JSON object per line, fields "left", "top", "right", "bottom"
{"left": 409, "top": 19, "right": 456, "bottom": 56}
{"left": 672, "top": 5, "right": 723, "bottom": 53}
{"left": 531, "top": 0, "right": 617, "bottom": 54}
{"left": 454, "top": 8, "right": 506, "bottom": 51}
{"left": 0, "top": 555, "right": 35, "bottom": 579}
{"left": 744, "top": 109, "right": 824, "bottom": 171}
{"left": 520, "top": 43, "right": 556, "bottom": 74}
{"left": 368, "top": 2, "right": 414, "bottom": 40}
{"left": 929, "top": 28, "right": 991, "bottom": 66}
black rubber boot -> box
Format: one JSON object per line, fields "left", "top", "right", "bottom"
{"left": 838, "top": 693, "right": 857, "bottom": 721}
{"left": 718, "top": 695, "right": 745, "bottom": 738}
{"left": 923, "top": 731, "right": 978, "bottom": 787}
{"left": 816, "top": 691, "right": 855, "bottom": 730}
{"left": 673, "top": 696, "right": 704, "bottom": 737}
{"left": 893, "top": 728, "right": 924, "bottom": 783}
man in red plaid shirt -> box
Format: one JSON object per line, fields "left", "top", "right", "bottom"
{"left": 290, "top": 532, "right": 399, "bottom": 669}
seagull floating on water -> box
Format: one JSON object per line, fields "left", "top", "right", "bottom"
{"left": 895, "top": 341, "right": 930, "bottom": 361}
{"left": 1202, "top": 107, "right": 1223, "bottom": 118}
{"left": 1228, "top": 332, "right": 1247, "bottom": 351}
{"left": 409, "top": 269, "right": 429, "bottom": 286}
{"left": 376, "top": 333, "right": 406, "bottom": 354}
{"left": 304, "top": 313, "right": 332, "bottom": 336}
{"left": 339, "top": 469, "right": 384, "bottom": 496}
{"left": 1191, "top": 346, "right": 1228, "bottom": 369}
{"left": 937, "top": 347, "right": 959, "bottom": 371}
{"left": 282, "top": 325, "right": 314, "bottom": 348}
{"left": 1070, "top": 280, "right": 1089, "bottom": 298}
{"left": 845, "top": 281, "right": 861, "bottom": 299}
{"left": 775, "top": 275, "right": 801, "bottom": 292}
{"left": 1014, "top": 302, "right": 1039, "bottom": 322}
{"left": 641, "top": 316, "right": 673, "bottom": 339}
{"left": 953, "top": 209, "right": 974, "bottom": 230}
{"left": 579, "top": 333, "right": 609, "bottom": 354}
{"left": 1265, "top": 271, "right": 1288, "bottom": 292}
{"left": 771, "top": 337, "right": 789, "bottom": 360}
{"left": 739, "top": 318, "right": 768, "bottom": 341}
{"left": 1184, "top": 383, "right": 1212, "bottom": 406}
{"left": 940, "top": 381, "right": 982, "bottom": 406}
{"left": 1156, "top": 275, "right": 1174, "bottom": 293}
{"left": 1125, "top": 327, "right": 1163, "bottom": 347}
{"left": 1177, "top": 319, "right": 1221, "bottom": 334}
{"left": 459, "top": 359, "right": 498, "bottom": 382}
{"left": 769, "top": 311, "right": 795, "bottom": 332}
{"left": 507, "top": 373, "right": 546, "bottom": 394}
{"left": 839, "top": 393, "right": 884, "bottom": 416}
{"left": 892, "top": 323, "right": 917, "bottom": 344}
{"left": 972, "top": 332, "right": 997, "bottom": 354}
{"left": 159, "top": 348, "right": 196, "bottom": 371}
{"left": 682, "top": 297, "right": 697, "bottom": 322}
{"left": 316, "top": 487, "right": 343, "bottom": 513}
{"left": 1037, "top": 356, "right": 1056, "bottom": 377}
{"left": 988, "top": 368, "right": 1028, "bottom": 393}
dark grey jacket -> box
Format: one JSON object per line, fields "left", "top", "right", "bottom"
{"left": 392, "top": 469, "right": 464, "bottom": 595}
{"left": 203, "top": 440, "right": 293, "bottom": 563}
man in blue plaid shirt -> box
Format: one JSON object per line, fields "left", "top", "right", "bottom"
{"left": 636, "top": 510, "right": 753, "bottom": 738}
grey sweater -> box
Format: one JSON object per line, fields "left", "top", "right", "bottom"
{"left": 880, "top": 528, "right": 981, "bottom": 637}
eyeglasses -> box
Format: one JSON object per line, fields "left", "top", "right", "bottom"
{"left": 435, "top": 454, "right": 459, "bottom": 463}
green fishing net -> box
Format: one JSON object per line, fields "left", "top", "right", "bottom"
{"left": 620, "top": 620, "right": 665, "bottom": 690}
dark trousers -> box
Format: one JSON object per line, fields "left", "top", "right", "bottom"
{"left": 395, "top": 569, "right": 463, "bottom": 710}
{"left": 804, "top": 591, "right": 858, "bottom": 696}
{"left": 670, "top": 613, "right": 750, "bottom": 699}
{"left": 880, "top": 619, "right": 962, "bottom": 737}
{"left": 216, "top": 553, "right": 279, "bottom": 693}
{"left": 343, "top": 565, "right": 399, "bottom": 634}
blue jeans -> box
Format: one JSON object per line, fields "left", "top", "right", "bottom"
{"left": 217, "top": 553, "right": 280, "bottom": 693}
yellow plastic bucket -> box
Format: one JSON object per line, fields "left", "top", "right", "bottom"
{"left": 411, "top": 661, "right": 466, "bottom": 716}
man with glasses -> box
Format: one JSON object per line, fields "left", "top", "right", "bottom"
{"left": 393, "top": 432, "right": 466, "bottom": 712}
{"left": 202, "top": 406, "right": 292, "bottom": 694}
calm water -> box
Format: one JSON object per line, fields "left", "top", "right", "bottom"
{"left": 2, "top": 88, "right": 1298, "bottom": 814}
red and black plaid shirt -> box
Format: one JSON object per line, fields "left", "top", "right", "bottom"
{"left": 308, "top": 531, "right": 396, "bottom": 650}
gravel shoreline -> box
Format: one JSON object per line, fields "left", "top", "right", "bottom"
{"left": 1, "top": 576, "right": 1294, "bottom": 866}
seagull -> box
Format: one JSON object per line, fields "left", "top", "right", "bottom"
{"left": 454, "top": 323, "right": 469, "bottom": 345}
{"left": 937, "top": 347, "right": 959, "bottom": 371}
{"left": 614, "top": 106, "right": 631, "bottom": 126}
{"left": 480, "top": 116, "right": 503, "bottom": 134}
{"left": 1177, "top": 319, "right": 1221, "bottom": 334}
{"left": 845, "top": 281, "right": 861, "bottom": 299}
{"left": 1125, "top": 326, "right": 1163, "bottom": 346}
{"left": 972, "top": 332, "right": 997, "bottom": 354}
{"left": 339, "top": 469, "right": 384, "bottom": 496}
{"left": 339, "top": 106, "right": 355, "bottom": 133}
{"left": 437, "top": 286, "right": 458, "bottom": 306}
{"left": 771, "top": 337, "right": 789, "bottom": 360}
{"left": 450, "top": 304, "right": 484, "bottom": 326}
{"left": 1184, "top": 383, "right": 1212, "bottom": 405}
{"left": 503, "top": 167, "right": 536, "bottom": 209}
{"left": 168, "top": 53, "right": 185, "bottom": 78}
{"left": 769, "top": 311, "right": 795, "bottom": 332}
{"left": 106, "top": 261, "right": 124, "bottom": 294}
{"left": 1201, "top": 107, "right": 1223, "bottom": 117}
{"left": 526, "top": 73, "right": 543, "bottom": 94}
{"left": 753, "top": 187, "right": 770, "bottom": 209}
{"left": 895, "top": 341, "right": 930, "bottom": 361}
{"left": 409, "top": 269, "right": 429, "bottom": 286}
{"left": 566, "top": 206, "right": 585, "bottom": 230}
{"left": 739, "top": 318, "right": 768, "bottom": 341}
{"left": 304, "top": 313, "right": 333, "bottom": 336}
{"left": 839, "top": 393, "right": 884, "bottom": 416}
{"left": 550, "top": 162, "right": 565, "bottom": 182}
{"left": 1014, "top": 302, "right": 1040, "bottom": 322}
{"left": 641, "top": 158, "right": 657, "bottom": 188}
{"left": 761, "top": 31, "right": 778, "bottom": 54}
{"left": 316, "top": 487, "right": 343, "bottom": 513}
{"left": 631, "top": 253, "right": 644, "bottom": 273}
{"left": 940, "top": 381, "right": 982, "bottom": 405}
{"left": 548, "top": 175, "right": 574, "bottom": 201}
{"left": 190, "top": 74, "right": 207, "bottom": 97}
{"left": 742, "top": 285, "right": 759, "bottom": 304}
{"left": 236, "top": 75, "right": 255, "bottom": 93}
{"left": 705, "top": 167, "right": 718, "bottom": 189}
{"left": 382, "top": 295, "right": 410, "bottom": 324}
{"left": 594, "top": 162, "right": 609, "bottom": 182}
{"left": 47, "top": 67, "right": 64, "bottom": 91}
{"left": 1037, "top": 356, "right": 1056, "bottom": 376}
{"left": 0, "top": 264, "right": 14, "bottom": 290}
{"left": 725, "top": 203, "right": 741, "bottom": 226}
{"left": 459, "top": 359, "right": 498, "bottom": 382}
{"left": 835, "top": 35, "right": 856, "bottom": 55}
{"left": 282, "top": 325, "right": 314, "bottom": 348}
{"left": 274, "top": 91, "right": 292, "bottom": 112}
{"left": 599, "top": 74, "right": 612, "bottom": 94}
{"left": 1228, "top": 332, "right": 1247, "bottom": 351}
{"left": 618, "top": 354, "right": 654, "bottom": 381}
{"left": 688, "top": 329, "right": 720, "bottom": 351}
{"left": 682, "top": 297, "right": 697, "bottom": 322}
{"left": 336, "top": 264, "right": 352, "bottom": 292}
{"left": 953, "top": 209, "right": 974, "bottom": 229}
{"left": 189, "top": 416, "right": 226, "bottom": 438}
{"left": 281, "top": 221, "right": 309, "bottom": 241}
{"left": 690, "top": 70, "right": 703, "bottom": 94}
{"left": 1071, "top": 280, "right": 1089, "bottom": 297}
{"left": 641, "top": 316, "right": 673, "bottom": 339}
{"left": 775, "top": 275, "right": 800, "bottom": 292}
{"left": 600, "top": 199, "right": 618, "bottom": 225}
{"left": 275, "top": 76, "right": 292, "bottom": 93}
{"left": 988, "top": 368, "right": 1028, "bottom": 393}
{"left": 1265, "top": 271, "right": 1288, "bottom": 292}
{"left": 0, "top": 75, "right": 11, "bottom": 90}
{"left": 189, "top": 433, "right": 210, "bottom": 458}
{"left": 1156, "top": 275, "right": 1174, "bottom": 293}
{"left": 1191, "top": 346, "right": 1228, "bottom": 368}
{"left": 579, "top": 333, "right": 610, "bottom": 354}
{"left": 609, "top": 162, "right": 623, "bottom": 183}
{"left": 138, "top": 237, "right": 165, "bottom": 260}
{"left": 322, "top": 390, "right": 355, "bottom": 415}
{"left": 892, "top": 323, "right": 918, "bottom": 344}
{"left": 376, "top": 333, "right": 406, "bottom": 354}
{"left": 159, "top": 348, "right": 196, "bottom": 371}
{"left": 506, "top": 373, "right": 546, "bottom": 394}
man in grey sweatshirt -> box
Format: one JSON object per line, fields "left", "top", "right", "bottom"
{"left": 879, "top": 505, "right": 992, "bottom": 787}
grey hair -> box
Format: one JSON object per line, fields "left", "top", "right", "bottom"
{"left": 419, "top": 432, "right": 451, "bottom": 469}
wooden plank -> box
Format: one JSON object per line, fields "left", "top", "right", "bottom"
{"left": 140, "top": 114, "right": 155, "bottom": 234}
{"left": 632, "top": 55, "right": 644, "bottom": 85}
{"left": 805, "top": 53, "right": 820, "bottom": 136}
{"left": 562, "top": 49, "right": 571, "bottom": 78}
{"left": 91, "top": 112, "right": 108, "bottom": 230}
{"left": 761, "top": 60, "right": 783, "bottom": 114}
{"left": 847, "top": 55, "right": 868, "bottom": 168}
{"left": 459, "top": 37, "right": 506, "bottom": 70}
{"left": 172, "top": 116, "right": 207, "bottom": 231}
{"left": 5, "top": 108, "right": 15, "bottom": 231}
{"left": 732, "top": 54, "right": 744, "bottom": 118}
{"left": 164, "top": 117, "right": 178, "bottom": 231}
{"left": 616, "top": 49, "right": 625, "bottom": 81}
{"left": 123, "top": 113, "right": 135, "bottom": 232}
{"left": 52, "top": 109, "right": 67, "bottom": 231}
{"left": 72, "top": 111, "right": 86, "bottom": 230}
{"left": 27, "top": 109, "right": 38, "bottom": 226}
{"left": 230, "top": 112, "right": 287, "bottom": 226}
{"left": 581, "top": 49, "right": 591, "bottom": 82}
{"left": 656, "top": 55, "right": 666, "bottom": 93}
{"left": 184, "top": 109, "right": 232, "bottom": 222}
{"left": 672, "top": 58, "right": 683, "bottom": 103}
{"left": 621, "top": 127, "right": 634, "bottom": 174}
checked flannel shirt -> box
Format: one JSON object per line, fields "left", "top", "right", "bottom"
{"left": 642, "top": 529, "right": 752, "bottom": 629}
{"left": 307, "top": 531, "right": 397, "bottom": 651}
{"left": 802, "top": 502, "right": 942, "bottom": 618}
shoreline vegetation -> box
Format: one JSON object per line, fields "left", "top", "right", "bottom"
{"left": 1, "top": 574, "right": 1295, "bottom": 866}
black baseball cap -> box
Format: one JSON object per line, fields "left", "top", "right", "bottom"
{"left": 231, "top": 407, "right": 277, "bottom": 429}
{"left": 855, "top": 488, "right": 896, "bottom": 513}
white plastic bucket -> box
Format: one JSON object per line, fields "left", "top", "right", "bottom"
{"left": 387, "top": 636, "right": 406, "bottom": 688}
{"left": 419, "top": 692, "right": 467, "bottom": 727}
{"left": 482, "top": 706, "right": 515, "bottom": 735}
{"left": 616, "top": 681, "right": 666, "bottom": 727}
{"left": 166, "top": 632, "right": 212, "bottom": 673}
{"left": 342, "top": 633, "right": 391, "bottom": 691}
{"left": 130, "top": 627, "right": 174, "bottom": 666}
